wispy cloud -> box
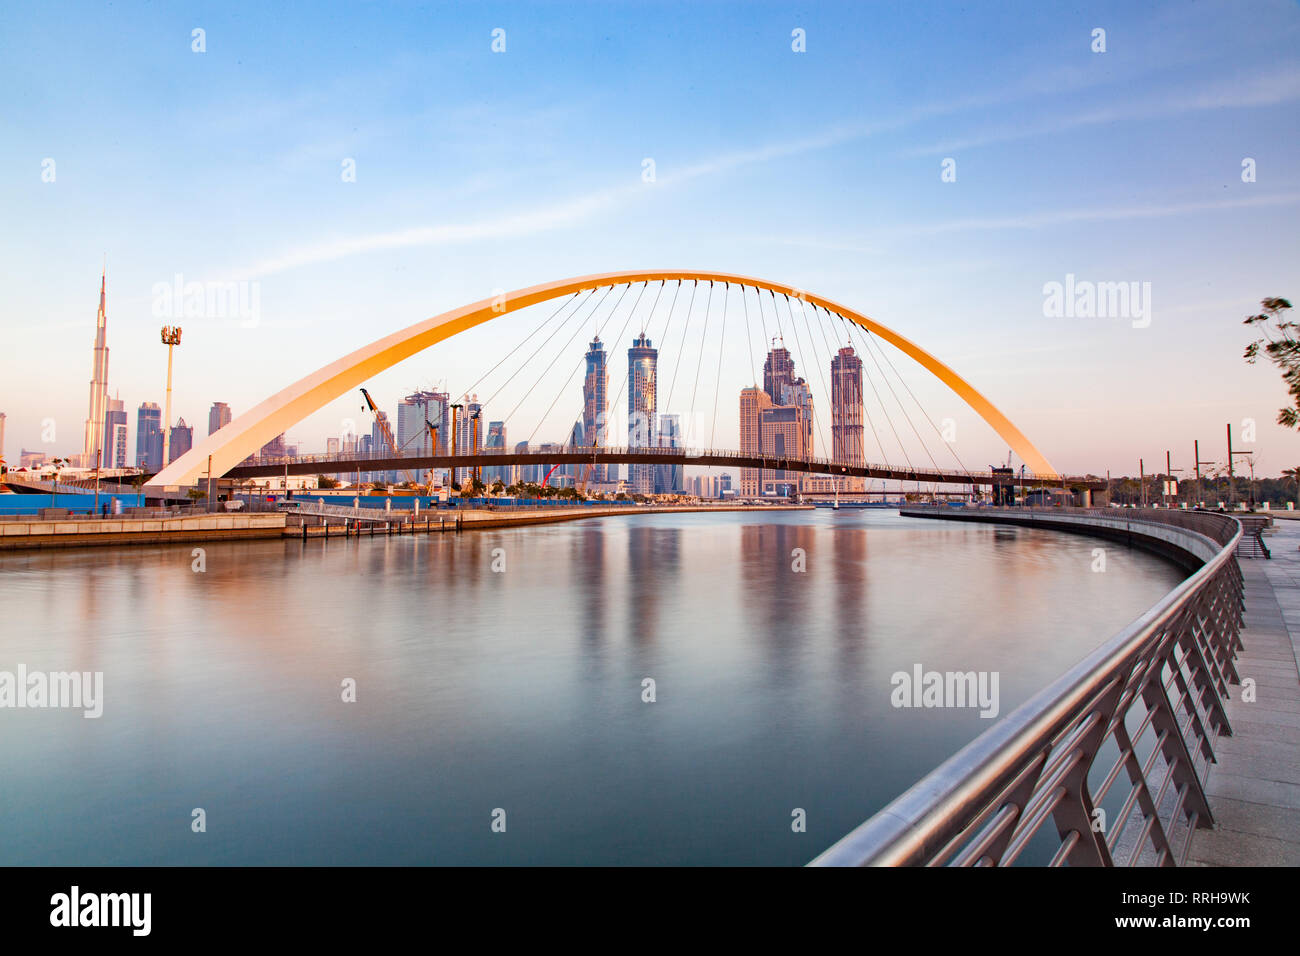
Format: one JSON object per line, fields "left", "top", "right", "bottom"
{"left": 232, "top": 55, "right": 1300, "bottom": 281}
{"left": 735, "top": 234, "right": 879, "bottom": 256}
{"left": 888, "top": 191, "right": 1300, "bottom": 237}
{"left": 235, "top": 122, "right": 894, "bottom": 279}
{"left": 902, "top": 66, "right": 1300, "bottom": 157}
{"left": 237, "top": 183, "right": 641, "bottom": 279}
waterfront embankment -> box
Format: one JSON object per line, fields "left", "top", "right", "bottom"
{"left": 0, "top": 504, "right": 813, "bottom": 550}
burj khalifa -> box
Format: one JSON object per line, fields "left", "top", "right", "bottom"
{"left": 82, "top": 270, "right": 110, "bottom": 467}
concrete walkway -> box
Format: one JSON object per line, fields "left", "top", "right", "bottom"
{"left": 1190, "top": 519, "right": 1300, "bottom": 866}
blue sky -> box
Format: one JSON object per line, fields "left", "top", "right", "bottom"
{"left": 2, "top": 0, "right": 1299, "bottom": 477}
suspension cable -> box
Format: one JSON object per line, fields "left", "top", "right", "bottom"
{"left": 808, "top": 303, "right": 847, "bottom": 461}
{"left": 845, "top": 318, "right": 914, "bottom": 472}
{"left": 501, "top": 283, "right": 617, "bottom": 433}
{"left": 687, "top": 282, "right": 716, "bottom": 432}
{"left": 525, "top": 282, "right": 638, "bottom": 445}
{"left": 789, "top": 294, "right": 835, "bottom": 460}
{"left": 753, "top": 284, "right": 772, "bottom": 358}
{"left": 860, "top": 322, "right": 971, "bottom": 476}
{"left": 710, "top": 283, "right": 729, "bottom": 450}
{"left": 824, "top": 309, "right": 887, "bottom": 466}
{"left": 454, "top": 290, "right": 585, "bottom": 404}
{"left": 855, "top": 325, "right": 944, "bottom": 474}
{"left": 741, "top": 284, "right": 759, "bottom": 388}
{"left": 569, "top": 278, "right": 655, "bottom": 447}
{"left": 482, "top": 287, "right": 599, "bottom": 415}
{"left": 663, "top": 281, "right": 699, "bottom": 415}
{"left": 776, "top": 291, "right": 826, "bottom": 458}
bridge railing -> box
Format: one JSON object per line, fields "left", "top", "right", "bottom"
{"left": 233, "top": 445, "right": 1094, "bottom": 485}
{"left": 811, "top": 506, "right": 1244, "bottom": 867}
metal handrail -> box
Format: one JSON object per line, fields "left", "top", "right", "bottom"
{"left": 811, "top": 506, "right": 1244, "bottom": 867}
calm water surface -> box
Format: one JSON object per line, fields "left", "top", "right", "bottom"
{"left": 0, "top": 509, "right": 1185, "bottom": 865}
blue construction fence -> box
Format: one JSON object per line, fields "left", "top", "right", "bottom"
{"left": 272, "top": 494, "right": 638, "bottom": 510}
{"left": 0, "top": 492, "right": 146, "bottom": 516}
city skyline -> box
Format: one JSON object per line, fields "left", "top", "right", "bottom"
{"left": 9, "top": 267, "right": 1284, "bottom": 498}
{"left": 2, "top": 1, "right": 1298, "bottom": 888}
{"left": 4, "top": 1, "right": 1298, "bottom": 478}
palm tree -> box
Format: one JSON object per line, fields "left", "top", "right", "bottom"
{"left": 49, "top": 457, "right": 68, "bottom": 501}
{"left": 1283, "top": 466, "right": 1300, "bottom": 508}
{"left": 129, "top": 472, "right": 146, "bottom": 508}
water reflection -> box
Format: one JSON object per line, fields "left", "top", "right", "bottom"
{"left": 0, "top": 509, "right": 1185, "bottom": 865}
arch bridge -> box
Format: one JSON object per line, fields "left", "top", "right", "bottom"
{"left": 147, "top": 270, "right": 1082, "bottom": 494}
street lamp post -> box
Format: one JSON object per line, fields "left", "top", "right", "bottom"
{"left": 1232, "top": 450, "right": 1257, "bottom": 510}
{"left": 160, "top": 326, "right": 183, "bottom": 470}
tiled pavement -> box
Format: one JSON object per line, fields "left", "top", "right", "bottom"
{"left": 1189, "top": 520, "right": 1300, "bottom": 866}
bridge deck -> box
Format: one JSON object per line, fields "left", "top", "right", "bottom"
{"left": 1189, "top": 519, "right": 1300, "bottom": 866}
{"left": 213, "top": 448, "right": 1105, "bottom": 490}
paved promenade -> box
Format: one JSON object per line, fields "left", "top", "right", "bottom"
{"left": 1190, "top": 519, "right": 1300, "bottom": 866}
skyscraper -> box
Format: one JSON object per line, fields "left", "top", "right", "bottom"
{"left": 740, "top": 340, "right": 816, "bottom": 496}
{"left": 208, "top": 401, "right": 232, "bottom": 436}
{"left": 762, "top": 339, "right": 814, "bottom": 463}
{"left": 484, "top": 421, "right": 508, "bottom": 486}
{"left": 371, "top": 412, "right": 393, "bottom": 456}
{"left": 103, "top": 396, "right": 127, "bottom": 469}
{"left": 758, "top": 403, "right": 808, "bottom": 496}
{"left": 830, "top": 346, "right": 866, "bottom": 492}
{"left": 656, "top": 413, "right": 683, "bottom": 494}
{"left": 136, "top": 402, "right": 163, "bottom": 470}
{"left": 583, "top": 336, "right": 608, "bottom": 483}
{"left": 168, "top": 418, "right": 193, "bottom": 464}
{"left": 259, "top": 433, "right": 287, "bottom": 458}
{"left": 397, "top": 389, "right": 448, "bottom": 484}
{"left": 514, "top": 440, "right": 540, "bottom": 484}
{"left": 455, "top": 394, "right": 483, "bottom": 486}
{"left": 627, "top": 333, "right": 658, "bottom": 495}
{"left": 535, "top": 442, "right": 564, "bottom": 488}
{"left": 569, "top": 421, "right": 590, "bottom": 486}
{"left": 739, "top": 387, "right": 773, "bottom": 496}
{"left": 83, "top": 270, "right": 110, "bottom": 467}
{"left": 763, "top": 340, "right": 797, "bottom": 406}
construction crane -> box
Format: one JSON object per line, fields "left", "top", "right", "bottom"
{"left": 425, "top": 418, "right": 440, "bottom": 457}
{"left": 359, "top": 388, "right": 422, "bottom": 490}
{"left": 425, "top": 417, "right": 445, "bottom": 496}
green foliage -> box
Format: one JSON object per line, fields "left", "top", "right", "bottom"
{"left": 316, "top": 474, "right": 339, "bottom": 489}
{"left": 1243, "top": 297, "right": 1298, "bottom": 428}
{"left": 1106, "top": 473, "right": 1294, "bottom": 507}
